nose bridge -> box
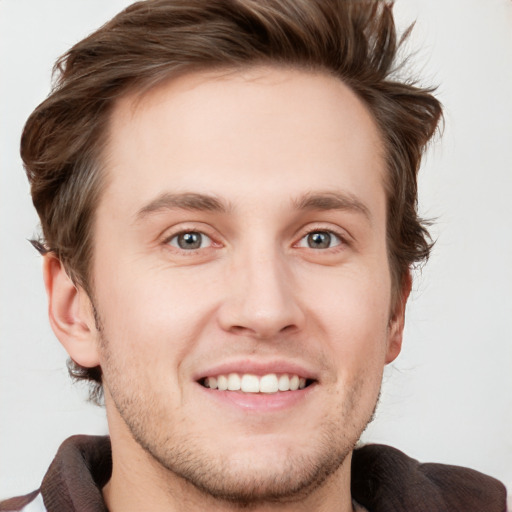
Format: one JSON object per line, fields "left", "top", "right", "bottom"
{"left": 218, "top": 238, "right": 303, "bottom": 338}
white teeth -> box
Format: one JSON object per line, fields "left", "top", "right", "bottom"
{"left": 278, "top": 374, "right": 290, "bottom": 391}
{"left": 227, "top": 373, "right": 241, "bottom": 391}
{"left": 203, "top": 373, "right": 310, "bottom": 393}
{"left": 259, "top": 374, "right": 279, "bottom": 393}
{"left": 217, "top": 375, "right": 228, "bottom": 391}
{"left": 241, "top": 374, "right": 260, "bottom": 393}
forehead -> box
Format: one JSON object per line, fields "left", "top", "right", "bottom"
{"left": 101, "top": 67, "right": 385, "bottom": 214}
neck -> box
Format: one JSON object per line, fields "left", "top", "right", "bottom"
{"left": 103, "top": 418, "right": 354, "bottom": 512}
{"left": 102, "top": 391, "right": 354, "bottom": 512}
{"left": 103, "top": 459, "right": 354, "bottom": 512}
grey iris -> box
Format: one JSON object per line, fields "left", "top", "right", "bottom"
{"left": 178, "top": 232, "right": 202, "bottom": 249}
{"left": 307, "top": 232, "right": 331, "bottom": 249}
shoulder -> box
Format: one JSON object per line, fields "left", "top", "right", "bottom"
{"left": 0, "top": 491, "right": 45, "bottom": 512}
{"left": 1, "top": 435, "right": 111, "bottom": 512}
{"left": 351, "top": 444, "right": 507, "bottom": 512}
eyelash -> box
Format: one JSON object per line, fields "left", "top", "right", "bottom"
{"left": 164, "top": 230, "right": 217, "bottom": 252}
{"left": 295, "top": 227, "right": 347, "bottom": 251}
{"left": 162, "top": 226, "right": 348, "bottom": 255}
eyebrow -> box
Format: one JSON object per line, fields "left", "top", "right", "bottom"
{"left": 135, "top": 192, "right": 230, "bottom": 221}
{"left": 135, "top": 190, "right": 371, "bottom": 223}
{"left": 293, "top": 191, "right": 372, "bottom": 221}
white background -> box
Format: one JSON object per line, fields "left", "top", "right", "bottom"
{"left": 1, "top": 0, "right": 511, "bottom": 499}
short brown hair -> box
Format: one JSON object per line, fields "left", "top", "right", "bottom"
{"left": 22, "top": 0, "right": 442, "bottom": 399}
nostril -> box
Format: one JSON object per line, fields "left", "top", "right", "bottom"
{"left": 280, "top": 324, "right": 298, "bottom": 334}
{"left": 227, "top": 324, "right": 299, "bottom": 340}
{"left": 229, "top": 325, "right": 250, "bottom": 335}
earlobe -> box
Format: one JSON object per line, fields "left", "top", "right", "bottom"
{"left": 43, "top": 255, "right": 100, "bottom": 368}
{"left": 385, "top": 271, "right": 412, "bottom": 364}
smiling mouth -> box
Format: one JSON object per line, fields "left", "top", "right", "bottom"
{"left": 200, "top": 373, "right": 315, "bottom": 394}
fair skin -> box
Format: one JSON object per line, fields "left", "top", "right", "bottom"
{"left": 44, "top": 67, "right": 409, "bottom": 511}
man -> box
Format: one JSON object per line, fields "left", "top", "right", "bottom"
{"left": 0, "top": 0, "right": 508, "bottom": 511}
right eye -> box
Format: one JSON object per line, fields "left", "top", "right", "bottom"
{"left": 296, "top": 230, "right": 342, "bottom": 250}
{"left": 167, "top": 231, "right": 213, "bottom": 250}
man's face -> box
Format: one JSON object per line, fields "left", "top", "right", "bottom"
{"left": 89, "top": 67, "right": 404, "bottom": 502}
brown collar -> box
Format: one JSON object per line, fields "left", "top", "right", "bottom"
{"left": 30, "top": 436, "right": 507, "bottom": 512}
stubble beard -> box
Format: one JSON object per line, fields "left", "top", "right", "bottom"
{"left": 110, "top": 393, "right": 363, "bottom": 507}
{"left": 98, "top": 327, "right": 377, "bottom": 507}
{"left": 145, "top": 425, "right": 353, "bottom": 506}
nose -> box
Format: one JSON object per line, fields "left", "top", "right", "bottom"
{"left": 217, "top": 247, "right": 305, "bottom": 339}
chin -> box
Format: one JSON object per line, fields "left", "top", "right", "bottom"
{"left": 134, "top": 420, "right": 354, "bottom": 505}
{"left": 180, "top": 457, "right": 347, "bottom": 505}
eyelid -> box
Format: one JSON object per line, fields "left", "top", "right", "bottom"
{"left": 167, "top": 231, "right": 213, "bottom": 250}
{"left": 293, "top": 224, "right": 351, "bottom": 248}
{"left": 296, "top": 230, "right": 342, "bottom": 250}
{"left": 160, "top": 223, "right": 223, "bottom": 249}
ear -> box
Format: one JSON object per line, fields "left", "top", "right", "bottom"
{"left": 43, "top": 255, "right": 100, "bottom": 368}
{"left": 385, "top": 271, "right": 412, "bottom": 364}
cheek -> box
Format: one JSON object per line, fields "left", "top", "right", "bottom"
{"left": 307, "top": 268, "right": 392, "bottom": 366}
{"left": 94, "top": 262, "right": 222, "bottom": 370}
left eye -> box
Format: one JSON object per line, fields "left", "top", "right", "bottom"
{"left": 297, "top": 231, "right": 342, "bottom": 249}
{"left": 168, "top": 231, "right": 212, "bottom": 250}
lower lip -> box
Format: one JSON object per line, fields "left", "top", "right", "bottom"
{"left": 197, "top": 383, "right": 316, "bottom": 412}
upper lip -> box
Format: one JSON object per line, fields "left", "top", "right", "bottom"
{"left": 193, "top": 358, "right": 319, "bottom": 382}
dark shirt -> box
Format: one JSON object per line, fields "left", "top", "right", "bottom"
{"left": 0, "top": 435, "right": 507, "bottom": 511}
